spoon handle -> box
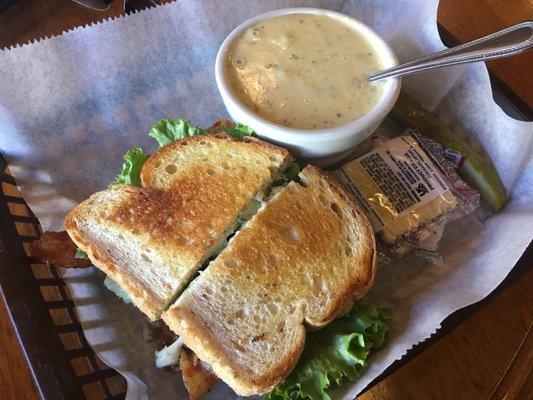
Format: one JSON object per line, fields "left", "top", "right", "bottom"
{"left": 368, "top": 20, "right": 533, "bottom": 83}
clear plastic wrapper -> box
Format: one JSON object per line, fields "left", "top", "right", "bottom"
{"left": 333, "top": 129, "right": 480, "bottom": 262}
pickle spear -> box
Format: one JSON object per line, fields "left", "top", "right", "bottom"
{"left": 390, "top": 92, "right": 507, "bottom": 211}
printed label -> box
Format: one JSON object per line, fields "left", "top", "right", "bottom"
{"left": 334, "top": 168, "right": 385, "bottom": 231}
{"left": 357, "top": 136, "right": 449, "bottom": 217}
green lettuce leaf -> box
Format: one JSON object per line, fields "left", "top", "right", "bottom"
{"left": 224, "top": 123, "right": 255, "bottom": 138}
{"left": 149, "top": 118, "right": 205, "bottom": 147}
{"left": 109, "top": 147, "right": 148, "bottom": 187}
{"left": 265, "top": 303, "right": 392, "bottom": 400}
{"left": 284, "top": 162, "right": 301, "bottom": 181}
{"left": 75, "top": 248, "right": 89, "bottom": 260}
{"left": 269, "top": 163, "right": 302, "bottom": 191}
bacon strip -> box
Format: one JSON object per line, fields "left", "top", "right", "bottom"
{"left": 180, "top": 346, "right": 218, "bottom": 400}
{"left": 29, "top": 231, "right": 91, "bottom": 268}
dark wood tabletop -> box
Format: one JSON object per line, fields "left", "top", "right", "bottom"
{"left": 0, "top": 1, "right": 531, "bottom": 399}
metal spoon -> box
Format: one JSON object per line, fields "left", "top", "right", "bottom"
{"left": 72, "top": 0, "right": 112, "bottom": 11}
{"left": 368, "top": 20, "right": 533, "bottom": 83}
{"left": 72, "top": 0, "right": 159, "bottom": 12}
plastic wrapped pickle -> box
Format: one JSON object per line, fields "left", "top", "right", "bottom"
{"left": 334, "top": 132, "right": 478, "bottom": 244}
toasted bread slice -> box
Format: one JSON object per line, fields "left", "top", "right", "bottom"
{"left": 65, "top": 134, "right": 291, "bottom": 320}
{"left": 163, "top": 166, "right": 376, "bottom": 395}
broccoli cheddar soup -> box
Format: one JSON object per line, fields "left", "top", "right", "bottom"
{"left": 225, "top": 13, "right": 385, "bottom": 130}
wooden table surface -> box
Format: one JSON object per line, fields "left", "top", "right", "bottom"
{"left": 0, "top": 1, "right": 532, "bottom": 399}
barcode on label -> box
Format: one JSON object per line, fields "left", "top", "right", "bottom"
{"left": 357, "top": 136, "right": 449, "bottom": 217}
{"left": 360, "top": 153, "right": 418, "bottom": 213}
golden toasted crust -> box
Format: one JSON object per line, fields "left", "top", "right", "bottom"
{"left": 138, "top": 134, "right": 291, "bottom": 269}
{"left": 65, "top": 133, "right": 292, "bottom": 321}
{"left": 164, "top": 166, "right": 376, "bottom": 395}
{"left": 140, "top": 133, "right": 290, "bottom": 189}
{"left": 65, "top": 187, "right": 168, "bottom": 320}
{"left": 303, "top": 165, "right": 377, "bottom": 318}
{"left": 165, "top": 306, "right": 305, "bottom": 394}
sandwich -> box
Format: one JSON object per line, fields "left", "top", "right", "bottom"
{"left": 61, "top": 118, "right": 391, "bottom": 399}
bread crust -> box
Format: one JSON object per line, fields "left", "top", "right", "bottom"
{"left": 164, "top": 306, "right": 306, "bottom": 395}
{"left": 302, "top": 165, "right": 377, "bottom": 323}
{"left": 140, "top": 133, "right": 290, "bottom": 188}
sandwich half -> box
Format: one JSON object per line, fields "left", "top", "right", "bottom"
{"left": 65, "top": 134, "right": 292, "bottom": 320}
{"left": 163, "top": 165, "right": 376, "bottom": 395}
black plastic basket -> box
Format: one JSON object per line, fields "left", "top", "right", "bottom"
{"left": 0, "top": 155, "right": 127, "bottom": 399}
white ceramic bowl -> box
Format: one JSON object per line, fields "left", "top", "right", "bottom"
{"left": 215, "top": 7, "right": 401, "bottom": 167}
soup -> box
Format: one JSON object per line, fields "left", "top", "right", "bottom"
{"left": 225, "top": 13, "right": 385, "bottom": 130}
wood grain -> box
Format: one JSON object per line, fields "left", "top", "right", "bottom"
{"left": 488, "top": 320, "right": 533, "bottom": 400}
{"left": 0, "top": 296, "right": 40, "bottom": 400}
{"left": 438, "top": 0, "right": 533, "bottom": 108}
{"left": 0, "top": 1, "right": 531, "bottom": 400}
{"left": 0, "top": 1, "right": 123, "bottom": 49}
